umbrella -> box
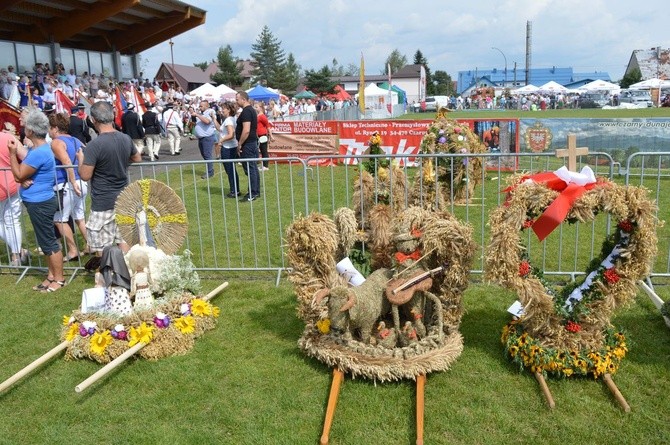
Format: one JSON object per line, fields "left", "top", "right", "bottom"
{"left": 294, "top": 89, "right": 316, "bottom": 99}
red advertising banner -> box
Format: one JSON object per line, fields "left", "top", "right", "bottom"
{"left": 269, "top": 121, "right": 339, "bottom": 162}
{"left": 338, "top": 120, "right": 433, "bottom": 165}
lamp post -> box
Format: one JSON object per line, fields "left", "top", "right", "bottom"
{"left": 168, "top": 39, "right": 174, "bottom": 69}
{"left": 491, "top": 47, "right": 507, "bottom": 87}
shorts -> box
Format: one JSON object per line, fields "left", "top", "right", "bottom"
{"left": 54, "top": 181, "right": 88, "bottom": 223}
{"left": 24, "top": 197, "right": 61, "bottom": 255}
{"left": 86, "top": 209, "right": 123, "bottom": 252}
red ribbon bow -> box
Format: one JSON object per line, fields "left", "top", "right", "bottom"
{"left": 506, "top": 171, "right": 600, "bottom": 241}
{"left": 395, "top": 249, "right": 422, "bottom": 264}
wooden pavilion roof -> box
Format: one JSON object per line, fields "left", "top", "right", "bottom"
{"left": 0, "top": 0, "right": 206, "bottom": 54}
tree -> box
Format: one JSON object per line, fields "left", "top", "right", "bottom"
{"left": 433, "top": 70, "right": 455, "bottom": 96}
{"left": 383, "top": 49, "right": 407, "bottom": 75}
{"left": 413, "top": 49, "right": 434, "bottom": 95}
{"left": 619, "top": 68, "right": 642, "bottom": 89}
{"left": 331, "top": 58, "right": 345, "bottom": 77}
{"left": 344, "top": 63, "right": 359, "bottom": 76}
{"left": 273, "top": 53, "right": 301, "bottom": 93}
{"left": 210, "top": 45, "right": 243, "bottom": 87}
{"left": 193, "top": 61, "right": 210, "bottom": 71}
{"left": 250, "top": 25, "right": 286, "bottom": 86}
{"left": 303, "top": 65, "right": 337, "bottom": 95}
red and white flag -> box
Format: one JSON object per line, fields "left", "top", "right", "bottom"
{"left": 55, "top": 89, "right": 76, "bottom": 114}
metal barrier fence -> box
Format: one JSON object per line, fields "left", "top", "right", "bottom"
{"left": 1, "top": 151, "right": 668, "bottom": 283}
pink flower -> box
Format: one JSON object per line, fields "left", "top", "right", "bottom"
{"left": 519, "top": 261, "right": 531, "bottom": 277}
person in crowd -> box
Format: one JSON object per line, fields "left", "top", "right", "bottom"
{"left": 193, "top": 100, "right": 218, "bottom": 179}
{"left": 18, "top": 75, "right": 29, "bottom": 108}
{"left": 141, "top": 102, "right": 162, "bottom": 161}
{"left": 217, "top": 102, "right": 240, "bottom": 198}
{"left": 254, "top": 102, "right": 273, "bottom": 171}
{"left": 69, "top": 105, "right": 92, "bottom": 144}
{"left": 0, "top": 132, "right": 29, "bottom": 267}
{"left": 160, "top": 102, "right": 183, "bottom": 155}
{"left": 49, "top": 112, "right": 88, "bottom": 261}
{"left": 7, "top": 109, "right": 65, "bottom": 292}
{"left": 121, "top": 103, "right": 145, "bottom": 159}
{"left": 235, "top": 92, "right": 260, "bottom": 202}
{"left": 78, "top": 101, "right": 142, "bottom": 269}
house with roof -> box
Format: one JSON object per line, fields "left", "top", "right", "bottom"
{"left": 625, "top": 47, "right": 670, "bottom": 80}
{"left": 154, "top": 63, "right": 214, "bottom": 92}
{"left": 457, "top": 67, "right": 611, "bottom": 95}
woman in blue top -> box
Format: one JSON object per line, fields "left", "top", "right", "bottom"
{"left": 49, "top": 112, "right": 88, "bottom": 262}
{"left": 8, "top": 109, "right": 65, "bottom": 292}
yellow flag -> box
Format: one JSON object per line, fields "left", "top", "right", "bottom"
{"left": 358, "top": 52, "right": 365, "bottom": 114}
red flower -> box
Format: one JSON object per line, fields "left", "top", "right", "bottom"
{"left": 519, "top": 261, "right": 531, "bottom": 277}
{"left": 565, "top": 321, "right": 581, "bottom": 333}
{"left": 618, "top": 220, "right": 634, "bottom": 233}
{"left": 603, "top": 268, "right": 620, "bottom": 285}
{"left": 522, "top": 219, "right": 533, "bottom": 229}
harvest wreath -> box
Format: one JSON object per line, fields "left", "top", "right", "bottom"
{"left": 486, "top": 167, "right": 658, "bottom": 379}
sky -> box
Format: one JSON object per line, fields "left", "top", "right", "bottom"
{"left": 141, "top": 0, "right": 667, "bottom": 84}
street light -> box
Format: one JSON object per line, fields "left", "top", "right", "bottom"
{"left": 491, "top": 47, "right": 507, "bottom": 87}
{"left": 168, "top": 39, "right": 174, "bottom": 69}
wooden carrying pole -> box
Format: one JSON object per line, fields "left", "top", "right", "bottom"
{"left": 75, "top": 281, "right": 229, "bottom": 393}
{"left": 534, "top": 372, "right": 555, "bottom": 409}
{"left": 320, "top": 368, "right": 344, "bottom": 445}
{"left": 0, "top": 341, "right": 69, "bottom": 393}
{"left": 603, "top": 373, "right": 631, "bottom": 412}
{"left": 416, "top": 374, "right": 426, "bottom": 445}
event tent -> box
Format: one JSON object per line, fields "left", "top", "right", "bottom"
{"left": 356, "top": 83, "right": 399, "bottom": 106}
{"left": 538, "top": 81, "right": 568, "bottom": 93}
{"left": 629, "top": 78, "right": 670, "bottom": 89}
{"left": 215, "top": 83, "right": 237, "bottom": 100}
{"left": 326, "top": 85, "right": 352, "bottom": 101}
{"left": 246, "top": 84, "right": 280, "bottom": 102}
{"left": 294, "top": 89, "right": 316, "bottom": 99}
{"left": 189, "top": 82, "right": 218, "bottom": 98}
{"left": 378, "top": 82, "right": 407, "bottom": 105}
{"left": 512, "top": 84, "right": 539, "bottom": 94}
{"left": 581, "top": 79, "right": 621, "bottom": 93}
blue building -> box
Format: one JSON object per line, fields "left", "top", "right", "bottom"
{"left": 457, "top": 67, "right": 611, "bottom": 95}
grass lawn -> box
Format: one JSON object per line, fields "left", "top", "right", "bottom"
{"left": 1, "top": 108, "right": 670, "bottom": 444}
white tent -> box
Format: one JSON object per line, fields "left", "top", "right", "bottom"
{"left": 629, "top": 78, "right": 670, "bottom": 89}
{"left": 512, "top": 84, "right": 539, "bottom": 94}
{"left": 215, "top": 83, "right": 237, "bottom": 99}
{"left": 355, "top": 83, "right": 399, "bottom": 106}
{"left": 538, "top": 81, "right": 568, "bottom": 93}
{"left": 581, "top": 79, "right": 621, "bottom": 93}
{"left": 189, "top": 83, "right": 218, "bottom": 99}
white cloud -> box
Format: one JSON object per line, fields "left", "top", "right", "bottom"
{"left": 141, "top": 0, "right": 669, "bottom": 84}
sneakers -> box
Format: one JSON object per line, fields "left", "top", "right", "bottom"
{"left": 226, "top": 192, "right": 241, "bottom": 198}
{"left": 240, "top": 194, "right": 260, "bottom": 202}
{"left": 261, "top": 167, "right": 270, "bottom": 171}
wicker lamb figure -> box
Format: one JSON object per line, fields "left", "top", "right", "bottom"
{"left": 129, "top": 249, "right": 153, "bottom": 311}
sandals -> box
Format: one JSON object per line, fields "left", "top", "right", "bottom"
{"left": 33, "top": 278, "right": 54, "bottom": 291}
{"left": 41, "top": 280, "right": 66, "bottom": 293}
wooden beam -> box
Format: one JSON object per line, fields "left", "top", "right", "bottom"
{"left": 50, "top": 0, "right": 140, "bottom": 41}
{"left": 0, "top": 0, "right": 25, "bottom": 13}
{"left": 123, "top": 14, "right": 205, "bottom": 54}
{"left": 555, "top": 134, "right": 589, "bottom": 172}
{"left": 113, "top": 11, "right": 190, "bottom": 51}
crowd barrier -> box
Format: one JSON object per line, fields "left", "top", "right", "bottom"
{"left": 1, "top": 151, "right": 668, "bottom": 285}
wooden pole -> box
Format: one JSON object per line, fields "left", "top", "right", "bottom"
{"left": 0, "top": 341, "right": 69, "bottom": 393}
{"left": 534, "top": 372, "right": 555, "bottom": 409}
{"left": 416, "top": 374, "right": 426, "bottom": 445}
{"left": 603, "top": 373, "right": 631, "bottom": 412}
{"left": 75, "top": 342, "right": 146, "bottom": 393}
{"left": 320, "top": 368, "right": 344, "bottom": 445}
{"left": 75, "top": 281, "right": 229, "bottom": 393}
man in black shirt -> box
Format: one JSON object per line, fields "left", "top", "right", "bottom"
{"left": 141, "top": 102, "right": 161, "bottom": 161}
{"left": 235, "top": 92, "right": 260, "bottom": 202}
{"left": 69, "top": 105, "right": 91, "bottom": 144}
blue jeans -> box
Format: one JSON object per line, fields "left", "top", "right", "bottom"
{"left": 198, "top": 134, "right": 217, "bottom": 177}
{"left": 239, "top": 140, "right": 260, "bottom": 196}
{"left": 221, "top": 146, "right": 240, "bottom": 194}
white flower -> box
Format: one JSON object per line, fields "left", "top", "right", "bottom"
{"left": 155, "top": 311, "right": 167, "bottom": 320}
{"left": 114, "top": 324, "right": 125, "bottom": 332}
{"left": 69, "top": 316, "right": 76, "bottom": 325}
{"left": 457, "top": 135, "right": 465, "bottom": 141}
{"left": 82, "top": 320, "right": 97, "bottom": 330}
{"left": 180, "top": 303, "right": 190, "bottom": 315}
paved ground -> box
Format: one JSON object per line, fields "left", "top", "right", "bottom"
{"left": 129, "top": 134, "right": 204, "bottom": 181}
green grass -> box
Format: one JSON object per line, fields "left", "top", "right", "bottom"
{"left": 1, "top": 278, "right": 669, "bottom": 444}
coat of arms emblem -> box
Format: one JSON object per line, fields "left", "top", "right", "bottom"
{"left": 524, "top": 121, "right": 552, "bottom": 153}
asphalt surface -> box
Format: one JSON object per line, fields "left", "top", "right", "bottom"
{"left": 128, "top": 134, "right": 205, "bottom": 181}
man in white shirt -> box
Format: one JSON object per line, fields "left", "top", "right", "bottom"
{"left": 160, "top": 103, "right": 183, "bottom": 155}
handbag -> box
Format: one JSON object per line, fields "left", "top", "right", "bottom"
{"left": 55, "top": 184, "right": 66, "bottom": 209}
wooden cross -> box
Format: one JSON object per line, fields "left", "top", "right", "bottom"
{"left": 555, "top": 134, "right": 589, "bottom": 172}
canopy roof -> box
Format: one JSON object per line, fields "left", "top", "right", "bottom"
{"left": 512, "top": 84, "right": 539, "bottom": 94}
{"left": 294, "top": 89, "right": 316, "bottom": 99}
{"left": 326, "top": 85, "right": 351, "bottom": 101}
{"left": 538, "top": 81, "right": 568, "bottom": 93}
{"left": 189, "top": 82, "right": 217, "bottom": 98}
{"left": 246, "top": 84, "right": 280, "bottom": 102}
{"left": 0, "top": 0, "right": 206, "bottom": 55}
{"left": 581, "top": 79, "right": 621, "bottom": 92}
{"left": 629, "top": 78, "right": 670, "bottom": 89}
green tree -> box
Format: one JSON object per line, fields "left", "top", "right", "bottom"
{"left": 273, "top": 52, "right": 301, "bottom": 93}
{"left": 250, "top": 25, "right": 286, "bottom": 86}
{"left": 331, "top": 58, "right": 345, "bottom": 77}
{"left": 193, "top": 61, "right": 210, "bottom": 71}
{"left": 619, "top": 68, "right": 642, "bottom": 89}
{"left": 344, "top": 63, "right": 359, "bottom": 76}
{"left": 413, "top": 49, "right": 434, "bottom": 95}
{"left": 210, "top": 45, "right": 243, "bottom": 87}
{"left": 433, "top": 70, "right": 455, "bottom": 96}
{"left": 383, "top": 49, "right": 407, "bottom": 75}
{"left": 303, "top": 65, "right": 337, "bottom": 95}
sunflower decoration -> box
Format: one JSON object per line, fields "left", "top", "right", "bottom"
{"left": 419, "top": 115, "right": 487, "bottom": 204}
{"left": 115, "top": 179, "right": 188, "bottom": 255}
